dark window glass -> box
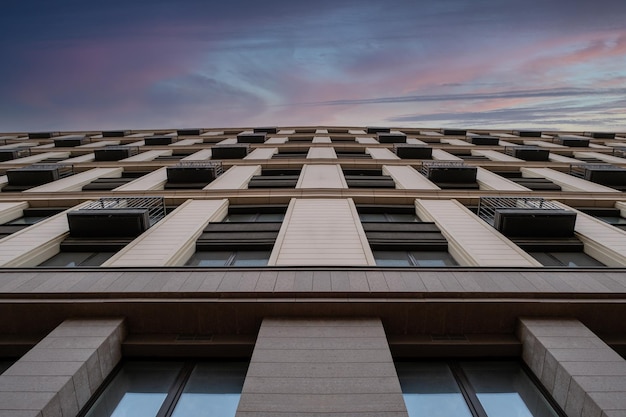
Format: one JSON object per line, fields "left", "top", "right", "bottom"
{"left": 39, "top": 252, "right": 115, "bottom": 267}
{"left": 529, "top": 252, "right": 604, "bottom": 267}
{"left": 374, "top": 251, "right": 458, "bottom": 267}
{"left": 359, "top": 213, "right": 418, "bottom": 222}
{"left": 223, "top": 212, "right": 285, "bottom": 222}
{"left": 4, "top": 216, "right": 48, "bottom": 225}
{"left": 0, "top": 360, "right": 14, "bottom": 375}
{"left": 187, "top": 251, "right": 270, "bottom": 267}
{"left": 396, "top": 361, "right": 561, "bottom": 417}
{"left": 82, "top": 361, "right": 248, "bottom": 417}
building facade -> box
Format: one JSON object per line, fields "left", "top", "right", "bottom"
{"left": 0, "top": 126, "right": 625, "bottom": 416}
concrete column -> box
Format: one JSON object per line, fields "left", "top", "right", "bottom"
{"left": 0, "top": 318, "right": 126, "bottom": 417}
{"left": 307, "top": 147, "right": 337, "bottom": 159}
{"left": 383, "top": 165, "right": 440, "bottom": 190}
{"left": 367, "top": 148, "right": 399, "bottom": 160}
{"left": 269, "top": 198, "right": 375, "bottom": 266}
{"left": 476, "top": 167, "right": 530, "bottom": 191}
{"left": 0, "top": 201, "right": 29, "bottom": 224}
{"left": 182, "top": 149, "right": 212, "bottom": 161}
{"left": 236, "top": 318, "right": 408, "bottom": 417}
{"left": 296, "top": 164, "right": 347, "bottom": 188}
{"left": 114, "top": 167, "right": 167, "bottom": 191}
{"left": 245, "top": 148, "right": 277, "bottom": 160}
{"left": 518, "top": 318, "right": 626, "bottom": 417}
{"left": 25, "top": 168, "right": 123, "bottom": 193}
{"left": 103, "top": 199, "right": 228, "bottom": 267}
{"left": 0, "top": 202, "right": 88, "bottom": 267}
{"left": 204, "top": 165, "right": 261, "bottom": 190}
{"left": 415, "top": 199, "right": 541, "bottom": 266}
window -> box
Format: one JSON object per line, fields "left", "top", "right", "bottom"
{"left": 529, "top": 252, "right": 605, "bottom": 267}
{"left": 395, "top": 361, "right": 562, "bottom": 417}
{"left": 80, "top": 361, "right": 248, "bottom": 417}
{"left": 0, "top": 360, "right": 14, "bottom": 375}
{"left": 374, "top": 251, "right": 457, "bottom": 267}
{"left": 38, "top": 252, "right": 115, "bottom": 267}
{"left": 186, "top": 250, "right": 271, "bottom": 267}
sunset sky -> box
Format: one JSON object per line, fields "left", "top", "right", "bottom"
{"left": 1, "top": 0, "right": 625, "bottom": 131}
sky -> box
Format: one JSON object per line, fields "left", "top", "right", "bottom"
{"left": 1, "top": 0, "right": 625, "bottom": 132}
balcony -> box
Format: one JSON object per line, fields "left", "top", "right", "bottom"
{"left": 420, "top": 161, "right": 477, "bottom": 187}
{"left": 237, "top": 132, "right": 266, "bottom": 143}
{"left": 478, "top": 197, "right": 576, "bottom": 238}
{"left": 392, "top": 144, "right": 433, "bottom": 159}
{"left": 0, "top": 148, "right": 30, "bottom": 162}
{"left": 54, "top": 135, "right": 88, "bottom": 147}
{"left": 505, "top": 146, "right": 550, "bottom": 161}
{"left": 211, "top": 144, "right": 250, "bottom": 159}
{"left": 165, "top": 161, "right": 224, "bottom": 189}
{"left": 94, "top": 146, "right": 139, "bottom": 161}
{"left": 145, "top": 135, "right": 177, "bottom": 146}
{"left": 5, "top": 164, "right": 73, "bottom": 191}
{"left": 377, "top": 132, "right": 407, "bottom": 143}
{"left": 67, "top": 196, "right": 166, "bottom": 238}
{"left": 554, "top": 135, "right": 589, "bottom": 147}
{"left": 570, "top": 164, "right": 626, "bottom": 191}
{"left": 469, "top": 135, "right": 499, "bottom": 145}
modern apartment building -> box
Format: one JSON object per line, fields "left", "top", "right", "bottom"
{"left": 0, "top": 126, "right": 625, "bottom": 417}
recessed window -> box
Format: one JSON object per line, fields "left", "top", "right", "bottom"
{"left": 374, "top": 251, "right": 457, "bottom": 267}
{"left": 396, "top": 361, "right": 561, "bottom": 417}
{"left": 81, "top": 361, "right": 248, "bottom": 417}
{"left": 186, "top": 251, "right": 271, "bottom": 267}
{"left": 529, "top": 251, "right": 604, "bottom": 267}
{"left": 38, "top": 252, "right": 115, "bottom": 267}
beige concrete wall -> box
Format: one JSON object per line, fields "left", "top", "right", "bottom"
{"left": 120, "top": 149, "right": 172, "bottom": 162}
{"left": 245, "top": 148, "right": 277, "bottom": 160}
{"left": 270, "top": 198, "right": 375, "bottom": 266}
{"left": 549, "top": 153, "right": 582, "bottom": 163}
{"left": 519, "top": 318, "right": 626, "bottom": 417}
{"left": 0, "top": 175, "right": 7, "bottom": 190}
{"left": 265, "top": 137, "right": 288, "bottom": 144}
{"left": 573, "top": 151, "right": 626, "bottom": 164}
{"left": 0, "top": 152, "right": 70, "bottom": 165}
{"left": 472, "top": 150, "right": 523, "bottom": 161}
{"left": 0, "top": 202, "right": 89, "bottom": 267}
{"left": 204, "top": 165, "right": 261, "bottom": 190}
{"left": 367, "top": 148, "right": 399, "bottom": 160}
{"left": 312, "top": 136, "right": 331, "bottom": 143}
{"left": 524, "top": 140, "right": 565, "bottom": 148}
{"left": 555, "top": 202, "right": 626, "bottom": 267}
{"left": 103, "top": 199, "right": 228, "bottom": 267}
{"left": 307, "top": 147, "right": 337, "bottom": 159}
{"left": 0, "top": 201, "right": 29, "bottom": 224}
{"left": 217, "top": 138, "right": 238, "bottom": 145}
{"left": 382, "top": 165, "right": 440, "bottom": 190}
{"left": 62, "top": 153, "right": 96, "bottom": 163}
{"left": 237, "top": 318, "right": 408, "bottom": 417}
{"left": 171, "top": 138, "right": 203, "bottom": 146}
{"left": 441, "top": 138, "right": 472, "bottom": 146}
{"left": 77, "top": 140, "right": 120, "bottom": 148}
{"left": 114, "top": 167, "right": 167, "bottom": 191}
{"left": 415, "top": 199, "right": 541, "bottom": 267}
{"left": 476, "top": 167, "right": 530, "bottom": 191}
{"left": 521, "top": 167, "right": 620, "bottom": 193}
{"left": 296, "top": 164, "right": 347, "bottom": 188}
{"left": 431, "top": 149, "right": 463, "bottom": 161}
{"left": 25, "top": 168, "right": 123, "bottom": 193}
{"left": 0, "top": 318, "right": 125, "bottom": 417}
{"left": 356, "top": 137, "right": 378, "bottom": 144}
{"left": 406, "top": 138, "right": 427, "bottom": 145}
{"left": 182, "top": 149, "right": 212, "bottom": 161}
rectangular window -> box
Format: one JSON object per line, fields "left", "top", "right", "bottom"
{"left": 38, "top": 252, "right": 116, "bottom": 267}
{"left": 81, "top": 361, "right": 248, "bottom": 417}
{"left": 395, "top": 361, "right": 562, "bottom": 417}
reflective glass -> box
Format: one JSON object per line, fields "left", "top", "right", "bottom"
{"left": 231, "top": 251, "right": 270, "bottom": 266}
{"left": 39, "top": 252, "right": 115, "bottom": 267}
{"left": 170, "top": 362, "right": 248, "bottom": 417}
{"left": 84, "top": 362, "right": 183, "bottom": 417}
{"left": 410, "top": 251, "right": 458, "bottom": 267}
{"left": 396, "top": 362, "right": 473, "bottom": 417}
{"left": 373, "top": 251, "right": 411, "bottom": 266}
{"left": 530, "top": 252, "right": 604, "bottom": 267}
{"left": 187, "top": 251, "right": 232, "bottom": 267}
{"left": 461, "top": 362, "right": 559, "bottom": 417}
{"left": 5, "top": 216, "right": 48, "bottom": 225}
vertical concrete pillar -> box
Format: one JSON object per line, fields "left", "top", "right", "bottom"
{"left": 518, "top": 318, "right": 626, "bottom": 417}
{"left": 0, "top": 318, "right": 126, "bottom": 417}
{"left": 237, "top": 318, "right": 408, "bottom": 417}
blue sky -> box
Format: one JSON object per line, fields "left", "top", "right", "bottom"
{"left": 1, "top": 0, "right": 625, "bottom": 131}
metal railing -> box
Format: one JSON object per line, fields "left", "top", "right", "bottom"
{"left": 477, "top": 196, "right": 564, "bottom": 226}
{"left": 78, "top": 196, "right": 166, "bottom": 225}
{"left": 420, "top": 161, "right": 467, "bottom": 175}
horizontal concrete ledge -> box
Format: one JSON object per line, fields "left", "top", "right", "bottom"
{"left": 1, "top": 268, "right": 626, "bottom": 300}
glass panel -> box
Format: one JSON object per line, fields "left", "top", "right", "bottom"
{"left": 461, "top": 362, "right": 559, "bottom": 417}
{"left": 373, "top": 251, "right": 411, "bottom": 266}
{"left": 186, "top": 251, "right": 232, "bottom": 266}
{"left": 171, "top": 362, "right": 248, "bottom": 417}
{"left": 530, "top": 252, "right": 604, "bottom": 267}
{"left": 5, "top": 216, "right": 48, "bottom": 225}
{"left": 39, "top": 252, "right": 115, "bottom": 267}
{"left": 597, "top": 216, "right": 626, "bottom": 225}
{"left": 223, "top": 213, "right": 258, "bottom": 222}
{"left": 231, "top": 251, "right": 270, "bottom": 266}
{"left": 84, "top": 362, "right": 183, "bottom": 417}
{"left": 359, "top": 213, "right": 389, "bottom": 222}
{"left": 385, "top": 213, "right": 418, "bottom": 222}
{"left": 395, "top": 362, "right": 473, "bottom": 417}
{"left": 255, "top": 212, "right": 285, "bottom": 222}
{"left": 410, "top": 251, "right": 458, "bottom": 267}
